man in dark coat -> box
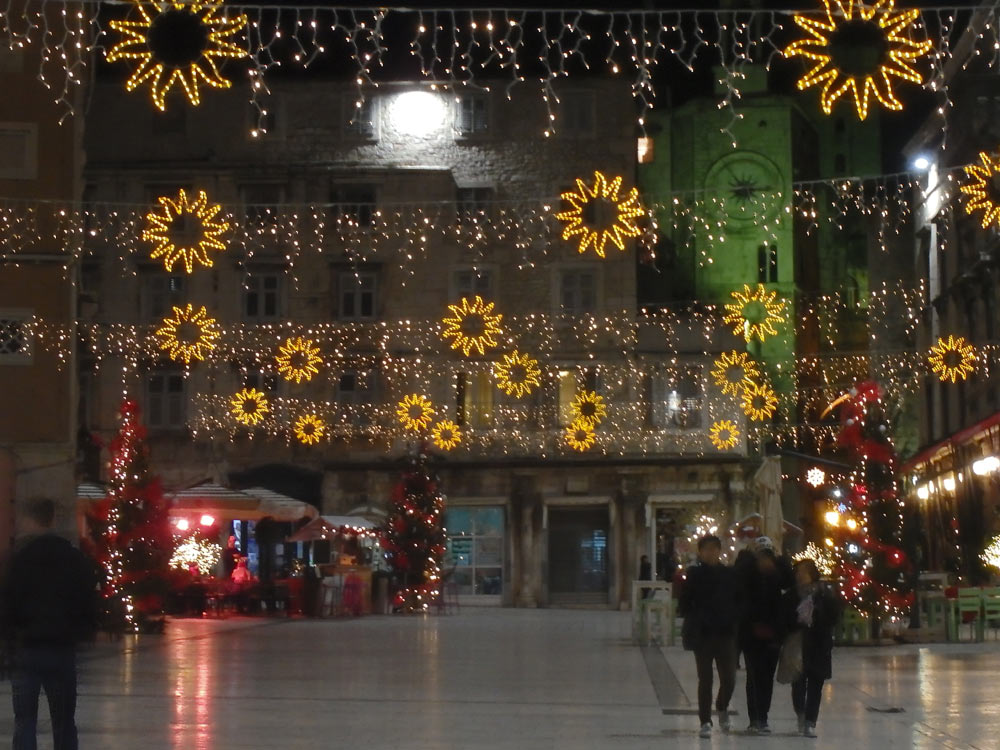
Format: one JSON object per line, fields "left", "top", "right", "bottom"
{"left": 784, "top": 559, "right": 841, "bottom": 737}
{"left": 0, "top": 497, "right": 99, "bottom": 750}
{"left": 678, "top": 535, "right": 742, "bottom": 739}
{"left": 736, "top": 536, "right": 792, "bottom": 735}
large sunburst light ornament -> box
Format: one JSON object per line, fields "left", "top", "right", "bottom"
{"left": 783, "top": 0, "right": 932, "bottom": 121}
{"left": 230, "top": 388, "right": 269, "bottom": 426}
{"left": 960, "top": 150, "right": 1000, "bottom": 229}
{"left": 154, "top": 303, "right": 220, "bottom": 364}
{"left": 431, "top": 420, "right": 462, "bottom": 451}
{"left": 711, "top": 351, "right": 761, "bottom": 397}
{"left": 722, "top": 284, "right": 787, "bottom": 343}
{"left": 556, "top": 171, "right": 643, "bottom": 258}
{"left": 928, "top": 335, "right": 976, "bottom": 383}
{"left": 440, "top": 296, "right": 503, "bottom": 357}
{"left": 571, "top": 390, "right": 607, "bottom": 428}
{"left": 493, "top": 351, "right": 542, "bottom": 399}
{"left": 143, "top": 189, "right": 229, "bottom": 273}
{"left": 294, "top": 413, "right": 326, "bottom": 445}
{"left": 106, "top": 1, "right": 248, "bottom": 111}
{"left": 741, "top": 381, "right": 779, "bottom": 422}
{"left": 275, "top": 337, "right": 323, "bottom": 384}
{"left": 565, "top": 419, "right": 597, "bottom": 452}
{"left": 396, "top": 394, "right": 434, "bottom": 432}
{"left": 709, "top": 420, "right": 741, "bottom": 451}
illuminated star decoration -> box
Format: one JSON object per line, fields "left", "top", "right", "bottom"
{"left": 741, "top": 381, "right": 779, "bottom": 422}
{"left": 143, "top": 189, "right": 229, "bottom": 273}
{"left": 294, "top": 413, "right": 326, "bottom": 445}
{"left": 431, "top": 420, "right": 462, "bottom": 451}
{"left": 154, "top": 303, "right": 220, "bottom": 364}
{"left": 722, "top": 284, "right": 787, "bottom": 343}
{"left": 565, "top": 419, "right": 597, "bottom": 452}
{"left": 396, "top": 394, "right": 434, "bottom": 432}
{"left": 441, "top": 296, "right": 503, "bottom": 357}
{"left": 928, "top": 335, "right": 976, "bottom": 383}
{"left": 783, "top": 0, "right": 932, "bottom": 121}
{"left": 709, "top": 420, "right": 740, "bottom": 451}
{"left": 230, "top": 388, "right": 269, "bottom": 426}
{"left": 275, "top": 337, "right": 323, "bottom": 384}
{"left": 960, "top": 150, "right": 1000, "bottom": 229}
{"left": 556, "top": 171, "right": 644, "bottom": 258}
{"left": 106, "top": 1, "right": 248, "bottom": 112}
{"left": 494, "top": 351, "right": 543, "bottom": 399}
{"left": 571, "top": 390, "right": 607, "bottom": 428}
{"left": 806, "top": 467, "right": 827, "bottom": 487}
{"left": 711, "top": 351, "right": 762, "bottom": 397}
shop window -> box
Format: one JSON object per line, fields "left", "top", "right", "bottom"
{"left": 445, "top": 506, "right": 504, "bottom": 597}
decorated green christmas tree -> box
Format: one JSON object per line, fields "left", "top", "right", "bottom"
{"left": 831, "top": 381, "right": 913, "bottom": 624}
{"left": 89, "top": 400, "right": 173, "bottom": 633}
{"left": 382, "top": 451, "right": 447, "bottom": 613}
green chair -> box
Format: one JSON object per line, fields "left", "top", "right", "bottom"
{"left": 955, "top": 588, "right": 984, "bottom": 642}
{"left": 982, "top": 588, "right": 1000, "bottom": 639}
{"left": 835, "top": 607, "right": 868, "bottom": 645}
{"left": 920, "top": 594, "right": 949, "bottom": 639}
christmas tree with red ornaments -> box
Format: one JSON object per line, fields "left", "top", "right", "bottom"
{"left": 833, "top": 381, "right": 913, "bottom": 621}
{"left": 88, "top": 400, "right": 173, "bottom": 633}
{"left": 382, "top": 451, "right": 447, "bottom": 613}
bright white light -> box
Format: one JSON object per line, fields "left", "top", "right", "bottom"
{"left": 943, "top": 476, "right": 956, "bottom": 492}
{"left": 973, "top": 456, "right": 1000, "bottom": 476}
{"left": 175, "top": 518, "right": 190, "bottom": 532}
{"left": 912, "top": 155, "right": 931, "bottom": 171}
{"left": 199, "top": 514, "right": 216, "bottom": 527}
{"left": 847, "top": 543, "right": 860, "bottom": 555}
{"left": 917, "top": 485, "right": 929, "bottom": 500}
{"left": 824, "top": 510, "right": 840, "bottom": 527}
{"left": 389, "top": 91, "right": 448, "bottom": 138}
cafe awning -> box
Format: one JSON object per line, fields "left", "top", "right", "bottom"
{"left": 169, "top": 482, "right": 318, "bottom": 522}
{"left": 287, "top": 515, "right": 379, "bottom": 542}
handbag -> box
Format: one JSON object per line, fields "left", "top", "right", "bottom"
{"left": 776, "top": 630, "right": 803, "bottom": 684}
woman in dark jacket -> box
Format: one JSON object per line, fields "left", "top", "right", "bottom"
{"left": 784, "top": 559, "right": 840, "bottom": 738}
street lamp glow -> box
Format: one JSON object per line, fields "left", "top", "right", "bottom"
{"left": 912, "top": 154, "right": 931, "bottom": 171}
{"left": 390, "top": 91, "right": 448, "bottom": 137}
{"left": 916, "top": 484, "right": 929, "bottom": 500}
{"left": 824, "top": 510, "right": 840, "bottom": 527}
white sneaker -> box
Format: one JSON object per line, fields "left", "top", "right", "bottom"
{"left": 804, "top": 723, "right": 817, "bottom": 738}
{"left": 758, "top": 723, "right": 772, "bottom": 735}
{"left": 699, "top": 722, "right": 713, "bottom": 738}
{"left": 746, "top": 723, "right": 760, "bottom": 735}
{"left": 797, "top": 713, "right": 806, "bottom": 734}
{"left": 717, "top": 710, "right": 731, "bottom": 733}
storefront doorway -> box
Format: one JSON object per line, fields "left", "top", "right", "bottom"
{"left": 548, "top": 506, "right": 609, "bottom": 596}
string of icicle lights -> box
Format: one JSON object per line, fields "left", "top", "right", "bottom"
{"left": 5, "top": 0, "right": 1000, "bottom": 137}
{"left": 0, "top": 162, "right": 975, "bottom": 272}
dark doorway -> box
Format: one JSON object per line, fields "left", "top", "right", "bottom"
{"left": 548, "top": 506, "right": 609, "bottom": 594}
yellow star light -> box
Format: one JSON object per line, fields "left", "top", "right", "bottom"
{"left": 556, "top": 171, "right": 644, "bottom": 258}
{"left": 431, "top": 420, "right": 462, "bottom": 451}
{"left": 928, "top": 335, "right": 976, "bottom": 383}
{"left": 571, "top": 390, "right": 607, "bottom": 427}
{"left": 741, "top": 381, "right": 779, "bottom": 422}
{"left": 565, "top": 419, "right": 597, "bottom": 452}
{"left": 294, "top": 413, "right": 326, "bottom": 445}
{"left": 722, "top": 284, "right": 787, "bottom": 343}
{"left": 960, "top": 150, "right": 1000, "bottom": 229}
{"left": 494, "top": 351, "right": 542, "bottom": 399}
{"left": 143, "top": 189, "right": 229, "bottom": 273}
{"left": 441, "top": 296, "right": 503, "bottom": 357}
{"left": 806, "top": 467, "right": 827, "bottom": 487}
{"left": 230, "top": 388, "right": 269, "bottom": 426}
{"left": 783, "top": 0, "right": 932, "bottom": 121}
{"left": 106, "top": 1, "right": 248, "bottom": 112}
{"left": 711, "top": 351, "right": 762, "bottom": 397}
{"left": 709, "top": 420, "right": 741, "bottom": 451}
{"left": 275, "top": 337, "right": 323, "bottom": 384}
{"left": 154, "top": 303, "right": 220, "bottom": 364}
{"left": 396, "top": 394, "right": 434, "bottom": 432}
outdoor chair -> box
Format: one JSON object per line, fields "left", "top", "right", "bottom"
{"left": 982, "top": 587, "right": 1000, "bottom": 639}
{"left": 433, "top": 579, "right": 460, "bottom": 615}
{"left": 319, "top": 581, "right": 341, "bottom": 618}
{"left": 835, "top": 607, "right": 867, "bottom": 645}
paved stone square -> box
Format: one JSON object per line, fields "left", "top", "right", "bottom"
{"left": 0, "top": 608, "right": 995, "bottom": 749}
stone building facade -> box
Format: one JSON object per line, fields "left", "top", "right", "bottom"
{"left": 80, "top": 77, "right": 752, "bottom": 607}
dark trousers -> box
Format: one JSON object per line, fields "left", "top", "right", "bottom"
{"left": 743, "top": 641, "right": 780, "bottom": 726}
{"left": 693, "top": 634, "right": 737, "bottom": 725}
{"left": 791, "top": 673, "right": 825, "bottom": 724}
{"left": 11, "top": 645, "right": 78, "bottom": 750}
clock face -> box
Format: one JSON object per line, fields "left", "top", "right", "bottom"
{"left": 704, "top": 152, "right": 783, "bottom": 226}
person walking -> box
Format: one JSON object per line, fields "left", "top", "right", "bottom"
{"left": 785, "top": 559, "right": 840, "bottom": 738}
{"left": 1, "top": 497, "right": 99, "bottom": 750}
{"left": 679, "top": 535, "right": 742, "bottom": 739}
{"left": 737, "top": 536, "right": 791, "bottom": 735}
